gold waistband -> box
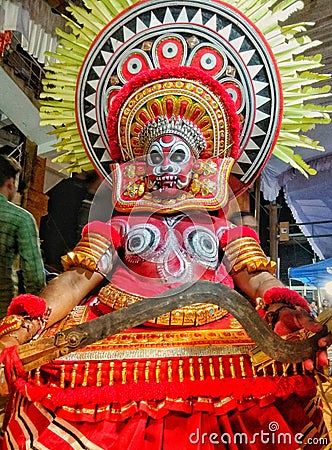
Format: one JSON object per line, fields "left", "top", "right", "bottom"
{"left": 97, "top": 284, "right": 228, "bottom": 327}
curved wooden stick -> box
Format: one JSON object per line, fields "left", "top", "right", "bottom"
{"left": 18, "top": 281, "right": 327, "bottom": 370}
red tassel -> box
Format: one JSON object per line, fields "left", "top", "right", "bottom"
{"left": 7, "top": 294, "right": 47, "bottom": 318}
{"left": 0, "top": 346, "right": 26, "bottom": 387}
{"left": 263, "top": 287, "right": 310, "bottom": 313}
{"left": 13, "top": 374, "right": 315, "bottom": 411}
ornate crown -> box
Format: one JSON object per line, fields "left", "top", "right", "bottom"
{"left": 138, "top": 115, "right": 206, "bottom": 157}
{"left": 107, "top": 67, "right": 240, "bottom": 163}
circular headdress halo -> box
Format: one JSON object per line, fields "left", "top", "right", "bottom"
{"left": 40, "top": 0, "right": 331, "bottom": 196}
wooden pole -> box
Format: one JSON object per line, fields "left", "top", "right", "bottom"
{"left": 269, "top": 201, "right": 278, "bottom": 263}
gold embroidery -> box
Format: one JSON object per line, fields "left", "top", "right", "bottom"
{"left": 214, "top": 397, "right": 234, "bottom": 408}
{"left": 145, "top": 361, "right": 151, "bottom": 383}
{"left": 133, "top": 361, "right": 139, "bottom": 383}
{"left": 156, "top": 360, "right": 161, "bottom": 383}
{"left": 229, "top": 357, "right": 236, "bottom": 378}
{"left": 178, "top": 359, "right": 184, "bottom": 382}
{"left": 60, "top": 363, "right": 65, "bottom": 389}
{"left": 168, "top": 360, "right": 173, "bottom": 382}
{"left": 198, "top": 358, "right": 204, "bottom": 381}
{"left": 121, "top": 362, "right": 127, "bottom": 385}
{"left": 98, "top": 283, "right": 228, "bottom": 327}
{"left": 109, "top": 361, "right": 114, "bottom": 386}
{"left": 82, "top": 362, "right": 89, "bottom": 387}
{"left": 189, "top": 358, "right": 195, "bottom": 381}
{"left": 71, "top": 363, "right": 78, "bottom": 388}
{"left": 239, "top": 356, "right": 246, "bottom": 378}
{"left": 97, "top": 362, "right": 103, "bottom": 387}
{"left": 219, "top": 356, "right": 224, "bottom": 379}
{"left": 35, "top": 368, "right": 41, "bottom": 386}
{"left": 30, "top": 355, "right": 305, "bottom": 391}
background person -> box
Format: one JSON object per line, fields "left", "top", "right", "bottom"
{"left": 0, "top": 154, "right": 45, "bottom": 317}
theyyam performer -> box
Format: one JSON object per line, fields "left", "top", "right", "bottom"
{"left": 0, "top": 0, "right": 331, "bottom": 448}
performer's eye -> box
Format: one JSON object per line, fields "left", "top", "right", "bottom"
{"left": 169, "top": 142, "right": 190, "bottom": 164}
{"left": 149, "top": 149, "right": 163, "bottom": 165}
{"left": 170, "top": 149, "right": 186, "bottom": 163}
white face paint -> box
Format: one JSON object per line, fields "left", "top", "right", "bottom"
{"left": 146, "top": 135, "right": 194, "bottom": 195}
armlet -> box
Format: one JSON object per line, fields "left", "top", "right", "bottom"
{"left": 61, "top": 232, "right": 111, "bottom": 272}
{"left": 224, "top": 237, "right": 276, "bottom": 275}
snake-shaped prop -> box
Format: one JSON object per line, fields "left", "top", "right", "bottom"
{"left": 18, "top": 281, "right": 328, "bottom": 371}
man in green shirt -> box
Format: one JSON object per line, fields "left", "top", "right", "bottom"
{"left": 0, "top": 155, "right": 45, "bottom": 317}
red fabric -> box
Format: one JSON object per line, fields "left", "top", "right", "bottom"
{"left": 219, "top": 226, "right": 260, "bottom": 248}
{"left": 81, "top": 220, "right": 121, "bottom": 248}
{"left": 263, "top": 287, "right": 310, "bottom": 313}
{"left": 1, "top": 390, "right": 327, "bottom": 450}
{"left": 107, "top": 66, "right": 240, "bottom": 161}
{"left": 0, "top": 346, "right": 26, "bottom": 388}
{"left": 7, "top": 294, "right": 47, "bottom": 318}
{"left": 12, "top": 373, "right": 316, "bottom": 412}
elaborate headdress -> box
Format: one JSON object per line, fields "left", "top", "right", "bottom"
{"left": 40, "top": 0, "right": 331, "bottom": 212}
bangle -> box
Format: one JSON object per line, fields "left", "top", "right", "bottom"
{"left": 0, "top": 315, "right": 24, "bottom": 339}
{"left": 1, "top": 294, "right": 52, "bottom": 342}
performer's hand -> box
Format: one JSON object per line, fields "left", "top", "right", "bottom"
{"left": 274, "top": 306, "right": 322, "bottom": 335}
{"left": 274, "top": 306, "right": 332, "bottom": 370}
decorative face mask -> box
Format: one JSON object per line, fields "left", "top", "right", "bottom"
{"left": 146, "top": 135, "right": 194, "bottom": 199}
{"left": 108, "top": 67, "right": 241, "bottom": 213}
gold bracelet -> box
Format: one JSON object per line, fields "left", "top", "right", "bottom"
{"left": 0, "top": 315, "right": 24, "bottom": 339}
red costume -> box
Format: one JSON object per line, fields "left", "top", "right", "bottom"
{"left": 0, "top": 0, "right": 330, "bottom": 448}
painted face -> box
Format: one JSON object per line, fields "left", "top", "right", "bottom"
{"left": 146, "top": 135, "right": 194, "bottom": 198}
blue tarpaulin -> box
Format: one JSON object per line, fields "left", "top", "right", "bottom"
{"left": 288, "top": 258, "right": 332, "bottom": 288}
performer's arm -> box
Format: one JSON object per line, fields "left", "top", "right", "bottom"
{"left": 0, "top": 220, "right": 120, "bottom": 349}
{"left": 0, "top": 268, "right": 103, "bottom": 350}
{"left": 220, "top": 226, "right": 332, "bottom": 366}
{"left": 40, "top": 267, "right": 104, "bottom": 326}
{"left": 232, "top": 269, "right": 284, "bottom": 300}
